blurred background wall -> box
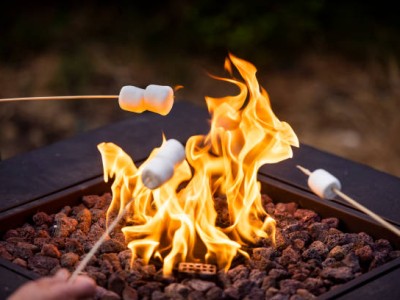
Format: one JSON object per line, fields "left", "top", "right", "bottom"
{"left": 1, "top": 1, "right": 399, "bottom": 176}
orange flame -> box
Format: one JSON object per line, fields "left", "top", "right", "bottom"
{"left": 98, "top": 54, "right": 299, "bottom": 276}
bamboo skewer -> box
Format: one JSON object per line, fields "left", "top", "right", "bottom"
{"left": 0, "top": 95, "right": 118, "bottom": 102}
{"left": 297, "top": 165, "right": 400, "bottom": 237}
{"left": 69, "top": 197, "right": 134, "bottom": 282}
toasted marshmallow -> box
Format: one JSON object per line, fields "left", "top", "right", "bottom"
{"left": 141, "top": 139, "right": 185, "bottom": 189}
{"left": 118, "top": 84, "right": 174, "bottom": 115}
{"left": 144, "top": 85, "right": 174, "bottom": 116}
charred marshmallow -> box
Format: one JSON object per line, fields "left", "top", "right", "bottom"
{"left": 118, "top": 85, "right": 174, "bottom": 115}
{"left": 141, "top": 139, "right": 185, "bottom": 189}
{"left": 308, "top": 169, "right": 341, "bottom": 199}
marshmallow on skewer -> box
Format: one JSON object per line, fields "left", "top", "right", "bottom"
{"left": 308, "top": 169, "right": 341, "bottom": 199}
{"left": 141, "top": 139, "right": 185, "bottom": 189}
{"left": 297, "top": 165, "right": 400, "bottom": 237}
{"left": 119, "top": 84, "right": 174, "bottom": 115}
{"left": 144, "top": 85, "right": 174, "bottom": 115}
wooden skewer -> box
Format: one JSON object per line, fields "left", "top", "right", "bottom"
{"left": 297, "top": 165, "right": 400, "bottom": 237}
{"left": 0, "top": 95, "right": 118, "bottom": 103}
{"left": 69, "top": 197, "right": 134, "bottom": 282}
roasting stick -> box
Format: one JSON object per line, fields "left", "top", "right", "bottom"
{"left": 69, "top": 197, "right": 134, "bottom": 282}
{"left": 0, "top": 84, "right": 175, "bottom": 115}
{"left": 0, "top": 95, "right": 118, "bottom": 102}
{"left": 297, "top": 165, "right": 400, "bottom": 237}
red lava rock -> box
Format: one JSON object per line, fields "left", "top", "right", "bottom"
{"left": 342, "top": 253, "right": 361, "bottom": 272}
{"left": 248, "top": 269, "right": 267, "bottom": 287}
{"left": 137, "top": 282, "right": 163, "bottom": 298}
{"left": 296, "top": 288, "right": 317, "bottom": 299}
{"left": 279, "top": 279, "right": 304, "bottom": 295}
{"left": 165, "top": 283, "right": 190, "bottom": 299}
{"left": 320, "top": 266, "right": 354, "bottom": 282}
{"left": 33, "top": 237, "right": 51, "bottom": 248}
{"left": 321, "top": 218, "right": 339, "bottom": 229}
{"left": 90, "top": 208, "right": 106, "bottom": 223}
{"left": 152, "top": 290, "right": 170, "bottom": 300}
{"left": 102, "top": 253, "right": 122, "bottom": 272}
{"left": 41, "top": 243, "right": 61, "bottom": 258}
{"left": 275, "top": 229, "right": 290, "bottom": 251}
{"left": 100, "top": 239, "right": 126, "bottom": 254}
{"left": 186, "top": 279, "right": 216, "bottom": 292}
{"left": 35, "top": 229, "right": 50, "bottom": 238}
{"left": 95, "top": 286, "right": 121, "bottom": 300}
{"left": 60, "top": 252, "right": 79, "bottom": 268}
{"left": 32, "top": 212, "right": 53, "bottom": 226}
{"left": 302, "top": 241, "right": 329, "bottom": 261}
{"left": 108, "top": 272, "right": 126, "bottom": 295}
{"left": 12, "top": 258, "right": 28, "bottom": 268}
{"left": 18, "top": 224, "right": 36, "bottom": 240}
{"left": 82, "top": 195, "right": 99, "bottom": 208}
{"left": 269, "top": 268, "right": 289, "bottom": 280}
{"left": 374, "top": 239, "right": 393, "bottom": 253}
{"left": 294, "top": 209, "right": 319, "bottom": 224}
{"left": 87, "top": 266, "right": 108, "bottom": 287}
{"left": 52, "top": 213, "right": 78, "bottom": 237}
{"left": 3, "top": 229, "right": 19, "bottom": 240}
{"left": 28, "top": 254, "right": 59, "bottom": 271}
{"left": 76, "top": 208, "right": 92, "bottom": 234}
{"left": 233, "top": 278, "right": 255, "bottom": 297}
{"left": 227, "top": 264, "right": 250, "bottom": 282}
{"left": 224, "top": 286, "right": 241, "bottom": 300}
{"left": 65, "top": 238, "right": 84, "bottom": 255}
{"left": 205, "top": 286, "right": 223, "bottom": 300}
{"left": 0, "top": 244, "right": 14, "bottom": 260}
{"left": 122, "top": 285, "right": 138, "bottom": 300}
{"left": 328, "top": 244, "right": 352, "bottom": 261}
{"left": 280, "top": 246, "right": 301, "bottom": 266}
{"left": 14, "top": 242, "right": 38, "bottom": 260}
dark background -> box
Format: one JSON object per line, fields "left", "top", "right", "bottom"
{"left": 1, "top": 1, "right": 399, "bottom": 176}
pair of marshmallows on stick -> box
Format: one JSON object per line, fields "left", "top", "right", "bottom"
{"left": 119, "top": 85, "right": 174, "bottom": 116}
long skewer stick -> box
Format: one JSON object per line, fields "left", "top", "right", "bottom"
{"left": 69, "top": 197, "right": 134, "bottom": 282}
{"left": 0, "top": 95, "right": 118, "bottom": 102}
{"left": 297, "top": 165, "right": 400, "bottom": 237}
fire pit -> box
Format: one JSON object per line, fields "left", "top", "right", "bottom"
{"left": 1, "top": 55, "right": 400, "bottom": 299}
{"left": 1, "top": 101, "right": 399, "bottom": 299}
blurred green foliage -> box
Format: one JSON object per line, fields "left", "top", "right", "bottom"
{"left": 1, "top": 1, "right": 399, "bottom": 65}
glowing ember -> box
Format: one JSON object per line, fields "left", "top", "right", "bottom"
{"left": 98, "top": 54, "right": 299, "bottom": 276}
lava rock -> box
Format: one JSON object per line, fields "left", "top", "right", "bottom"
{"left": 302, "top": 241, "right": 328, "bottom": 261}
{"left": 320, "top": 266, "right": 354, "bottom": 282}
{"left": 165, "top": 283, "right": 190, "bottom": 299}
{"left": 76, "top": 208, "right": 92, "bottom": 234}
{"left": 41, "top": 243, "right": 61, "bottom": 258}
{"left": 100, "top": 239, "right": 126, "bottom": 254}
{"left": 52, "top": 213, "right": 78, "bottom": 238}
{"left": 205, "top": 286, "right": 223, "bottom": 300}
{"left": 227, "top": 264, "right": 250, "bottom": 282}
{"left": 32, "top": 212, "right": 53, "bottom": 226}
{"left": 60, "top": 252, "right": 79, "bottom": 268}
{"left": 186, "top": 279, "right": 216, "bottom": 292}
{"left": 28, "top": 254, "right": 59, "bottom": 270}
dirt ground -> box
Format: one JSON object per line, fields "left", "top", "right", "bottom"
{"left": 1, "top": 50, "right": 399, "bottom": 177}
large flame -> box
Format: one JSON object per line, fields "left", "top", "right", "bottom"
{"left": 98, "top": 54, "right": 299, "bottom": 276}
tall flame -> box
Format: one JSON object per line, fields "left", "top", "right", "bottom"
{"left": 98, "top": 54, "right": 299, "bottom": 275}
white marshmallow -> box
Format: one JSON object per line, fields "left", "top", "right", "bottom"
{"left": 144, "top": 85, "right": 174, "bottom": 116}
{"left": 118, "top": 85, "right": 146, "bottom": 113}
{"left": 118, "top": 84, "right": 174, "bottom": 115}
{"left": 141, "top": 139, "right": 186, "bottom": 189}
{"left": 308, "top": 169, "right": 342, "bottom": 199}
